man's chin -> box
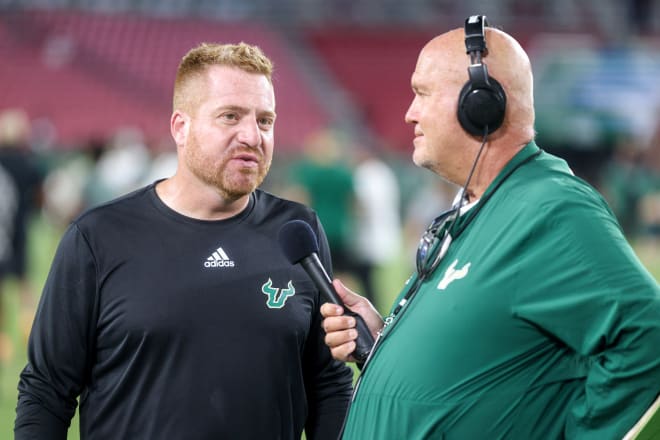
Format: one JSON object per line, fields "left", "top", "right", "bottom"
{"left": 221, "top": 176, "right": 264, "bottom": 199}
{"left": 411, "top": 149, "right": 425, "bottom": 168}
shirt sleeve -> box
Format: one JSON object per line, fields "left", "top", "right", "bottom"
{"left": 15, "top": 223, "right": 98, "bottom": 439}
{"left": 303, "top": 218, "right": 354, "bottom": 440}
{"left": 513, "top": 196, "right": 660, "bottom": 440}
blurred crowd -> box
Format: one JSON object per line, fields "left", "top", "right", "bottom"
{"left": 0, "top": 105, "right": 658, "bottom": 364}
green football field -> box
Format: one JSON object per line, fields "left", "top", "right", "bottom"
{"left": 1, "top": 215, "right": 659, "bottom": 439}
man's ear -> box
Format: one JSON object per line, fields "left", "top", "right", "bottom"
{"left": 171, "top": 110, "right": 190, "bottom": 147}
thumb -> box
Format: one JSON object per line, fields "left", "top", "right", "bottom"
{"left": 332, "top": 279, "right": 364, "bottom": 308}
{"left": 332, "top": 278, "right": 384, "bottom": 339}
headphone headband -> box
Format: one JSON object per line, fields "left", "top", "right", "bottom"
{"left": 464, "top": 15, "right": 488, "bottom": 56}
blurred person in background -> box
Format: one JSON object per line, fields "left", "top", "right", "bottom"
{"left": 634, "top": 125, "right": 660, "bottom": 245}
{"left": 0, "top": 108, "right": 44, "bottom": 364}
{"left": 15, "top": 42, "right": 352, "bottom": 439}
{"left": 288, "top": 128, "right": 359, "bottom": 285}
{"left": 39, "top": 143, "right": 101, "bottom": 230}
{"left": 600, "top": 133, "right": 656, "bottom": 238}
{"left": 321, "top": 16, "right": 660, "bottom": 439}
{"left": 83, "top": 126, "right": 152, "bottom": 209}
{"left": 350, "top": 144, "right": 402, "bottom": 308}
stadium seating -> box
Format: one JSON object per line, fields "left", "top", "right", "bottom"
{"left": 1, "top": 6, "right": 657, "bottom": 154}
{"left": 0, "top": 10, "right": 328, "bottom": 149}
{"left": 306, "top": 27, "right": 436, "bottom": 151}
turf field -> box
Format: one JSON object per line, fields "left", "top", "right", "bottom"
{"left": 1, "top": 215, "right": 659, "bottom": 439}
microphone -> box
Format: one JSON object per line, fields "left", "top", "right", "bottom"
{"left": 278, "top": 219, "right": 375, "bottom": 363}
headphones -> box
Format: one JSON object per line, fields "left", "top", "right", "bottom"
{"left": 457, "top": 15, "right": 507, "bottom": 137}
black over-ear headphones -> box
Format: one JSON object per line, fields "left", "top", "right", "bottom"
{"left": 457, "top": 15, "right": 507, "bottom": 136}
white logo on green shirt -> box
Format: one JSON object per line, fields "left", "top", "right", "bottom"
{"left": 437, "top": 259, "right": 471, "bottom": 290}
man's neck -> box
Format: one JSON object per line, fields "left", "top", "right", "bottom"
{"left": 464, "top": 139, "right": 530, "bottom": 201}
{"left": 155, "top": 177, "right": 251, "bottom": 221}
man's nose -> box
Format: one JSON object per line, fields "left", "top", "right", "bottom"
{"left": 236, "top": 118, "right": 262, "bottom": 147}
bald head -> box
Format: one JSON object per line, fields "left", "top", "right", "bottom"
{"left": 405, "top": 24, "right": 536, "bottom": 195}
{"left": 419, "top": 27, "right": 535, "bottom": 140}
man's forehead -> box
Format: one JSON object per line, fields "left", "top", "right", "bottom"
{"left": 411, "top": 60, "right": 459, "bottom": 85}
{"left": 205, "top": 67, "right": 274, "bottom": 99}
{"left": 414, "top": 45, "right": 468, "bottom": 84}
{"left": 206, "top": 65, "right": 271, "bottom": 87}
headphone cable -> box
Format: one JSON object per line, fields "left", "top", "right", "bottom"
{"left": 455, "top": 126, "right": 489, "bottom": 212}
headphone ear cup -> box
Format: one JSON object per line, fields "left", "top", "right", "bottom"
{"left": 457, "top": 76, "right": 507, "bottom": 136}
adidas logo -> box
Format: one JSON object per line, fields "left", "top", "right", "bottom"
{"left": 204, "top": 247, "right": 235, "bottom": 268}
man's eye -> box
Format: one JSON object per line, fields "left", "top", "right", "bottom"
{"left": 221, "top": 113, "right": 238, "bottom": 121}
{"left": 258, "top": 118, "right": 274, "bottom": 128}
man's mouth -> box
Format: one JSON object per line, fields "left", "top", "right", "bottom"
{"left": 232, "top": 152, "right": 259, "bottom": 166}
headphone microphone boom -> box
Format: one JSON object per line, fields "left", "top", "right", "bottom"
{"left": 278, "top": 220, "right": 375, "bottom": 363}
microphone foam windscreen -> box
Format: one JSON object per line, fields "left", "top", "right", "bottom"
{"left": 278, "top": 220, "right": 319, "bottom": 264}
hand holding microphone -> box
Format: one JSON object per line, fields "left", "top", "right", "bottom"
{"left": 278, "top": 220, "right": 380, "bottom": 363}
{"left": 320, "top": 279, "right": 383, "bottom": 363}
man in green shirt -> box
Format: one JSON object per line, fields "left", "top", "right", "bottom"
{"left": 321, "top": 16, "right": 660, "bottom": 439}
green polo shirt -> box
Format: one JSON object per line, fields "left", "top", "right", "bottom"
{"left": 344, "top": 142, "right": 660, "bottom": 439}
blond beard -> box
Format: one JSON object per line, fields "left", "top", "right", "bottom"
{"left": 185, "top": 131, "right": 270, "bottom": 200}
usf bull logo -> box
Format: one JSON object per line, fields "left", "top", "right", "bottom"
{"left": 262, "top": 278, "right": 296, "bottom": 309}
{"left": 437, "top": 259, "right": 471, "bottom": 290}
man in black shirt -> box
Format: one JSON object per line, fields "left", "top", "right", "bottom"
{"left": 15, "top": 42, "right": 353, "bottom": 439}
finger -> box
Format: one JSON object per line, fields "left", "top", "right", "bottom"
{"left": 322, "top": 315, "right": 356, "bottom": 333}
{"left": 324, "top": 328, "right": 358, "bottom": 348}
{"left": 330, "top": 341, "right": 356, "bottom": 363}
{"left": 320, "top": 302, "right": 344, "bottom": 318}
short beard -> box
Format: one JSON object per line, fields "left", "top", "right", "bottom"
{"left": 220, "top": 163, "right": 270, "bottom": 200}
{"left": 185, "top": 132, "right": 270, "bottom": 201}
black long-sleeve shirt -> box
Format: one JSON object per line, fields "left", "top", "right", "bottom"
{"left": 16, "top": 184, "right": 353, "bottom": 439}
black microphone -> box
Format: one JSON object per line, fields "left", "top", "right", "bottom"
{"left": 278, "top": 219, "right": 375, "bottom": 363}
